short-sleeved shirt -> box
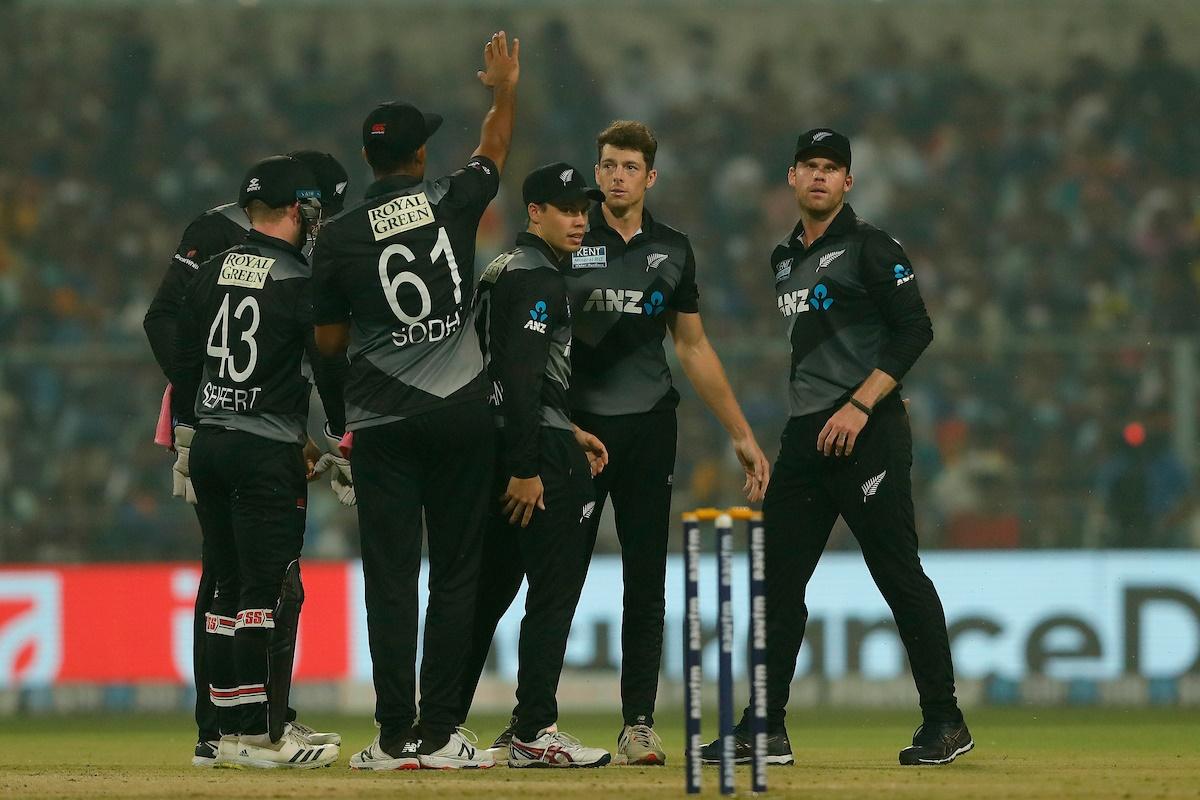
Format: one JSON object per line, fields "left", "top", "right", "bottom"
{"left": 311, "top": 156, "right": 500, "bottom": 430}
{"left": 144, "top": 203, "right": 250, "bottom": 378}
{"left": 771, "top": 203, "right": 933, "bottom": 417}
{"left": 170, "top": 230, "right": 316, "bottom": 445}
{"left": 565, "top": 205, "right": 699, "bottom": 416}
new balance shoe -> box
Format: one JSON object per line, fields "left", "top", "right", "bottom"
{"left": 898, "top": 720, "right": 974, "bottom": 765}
{"left": 417, "top": 727, "right": 494, "bottom": 769}
{"left": 192, "top": 739, "right": 220, "bottom": 768}
{"left": 219, "top": 724, "right": 338, "bottom": 769}
{"left": 509, "top": 726, "right": 611, "bottom": 768}
{"left": 699, "top": 719, "right": 794, "bottom": 766}
{"left": 486, "top": 717, "right": 517, "bottom": 765}
{"left": 617, "top": 723, "right": 666, "bottom": 765}
{"left": 348, "top": 734, "right": 420, "bottom": 770}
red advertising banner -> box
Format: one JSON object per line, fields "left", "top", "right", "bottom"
{"left": 0, "top": 563, "right": 351, "bottom": 686}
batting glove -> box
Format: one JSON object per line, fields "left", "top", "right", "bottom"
{"left": 172, "top": 424, "right": 197, "bottom": 505}
{"left": 312, "top": 428, "right": 355, "bottom": 506}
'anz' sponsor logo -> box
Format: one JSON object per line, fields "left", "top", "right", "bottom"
{"left": 777, "top": 284, "right": 833, "bottom": 316}
{"left": 582, "top": 288, "right": 665, "bottom": 317}
{"left": 369, "top": 193, "right": 434, "bottom": 241}
{"left": 571, "top": 246, "right": 607, "bottom": 269}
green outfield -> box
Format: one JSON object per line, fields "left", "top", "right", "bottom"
{"left": 1, "top": 708, "right": 1198, "bottom": 799}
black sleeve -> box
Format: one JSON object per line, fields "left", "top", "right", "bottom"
{"left": 143, "top": 214, "right": 243, "bottom": 378}
{"left": 439, "top": 155, "right": 501, "bottom": 218}
{"left": 311, "top": 226, "right": 352, "bottom": 325}
{"left": 861, "top": 231, "right": 934, "bottom": 382}
{"left": 668, "top": 238, "right": 700, "bottom": 313}
{"left": 296, "top": 281, "right": 348, "bottom": 436}
{"left": 167, "top": 269, "right": 209, "bottom": 426}
{"left": 496, "top": 268, "right": 562, "bottom": 478}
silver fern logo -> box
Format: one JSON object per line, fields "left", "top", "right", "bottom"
{"left": 559, "top": 168, "right": 574, "bottom": 185}
{"left": 817, "top": 248, "right": 846, "bottom": 271}
{"left": 861, "top": 470, "right": 887, "bottom": 502}
{"left": 646, "top": 252, "right": 668, "bottom": 271}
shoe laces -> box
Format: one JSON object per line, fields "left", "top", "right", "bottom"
{"left": 290, "top": 722, "right": 316, "bottom": 737}
{"left": 454, "top": 726, "right": 480, "bottom": 746}
{"left": 545, "top": 730, "right": 584, "bottom": 750}
{"left": 628, "top": 724, "right": 662, "bottom": 749}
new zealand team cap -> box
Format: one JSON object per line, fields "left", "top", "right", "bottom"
{"left": 238, "top": 155, "right": 321, "bottom": 209}
{"left": 794, "top": 128, "right": 852, "bottom": 169}
{"left": 522, "top": 162, "right": 605, "bottom": 206}
{"left": 362, "top": 101, "right": 443, "bottom": 158}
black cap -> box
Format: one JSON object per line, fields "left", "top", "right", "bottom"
{"left": 362, "top": 101, "right": 443, "bottom": 160}
{"left": 793, "top": 128, "right": 852, "bottom": 169}
{"left": 238, "top": 156, "right": 321, "bottom": 209}
{"left": 522, "top": 162, "right": 605, "bottom": 206}
{"left": 288, "top": 150, "right": 349, "bottom": 215}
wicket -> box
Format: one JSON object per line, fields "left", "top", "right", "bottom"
{"left": 683, "top": 507, "right": 767, "bottom": 795}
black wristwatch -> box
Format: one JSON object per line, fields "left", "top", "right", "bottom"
{"left": 849, "top": 397, "right": 873, "bottom": 417}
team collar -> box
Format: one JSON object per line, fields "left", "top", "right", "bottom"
{"left": 588, "top": 203, "right": 654, "bottom": 239}
{"left": 790, "top": 202, "right": 857, "bottom": 249}
{"left": 246, "top": 228, "right": 307, "bottom": 262}
{"left": 516, "top": 230, "right": 570, "bottom": 268}
{"left": 365, "top": 173, "right": 422, "bottom": 200}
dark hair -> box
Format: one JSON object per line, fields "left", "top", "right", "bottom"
{"left": 364, "top": 142, "right": 419, "bottom": 175}
{"left": 244, "top": 199, "right": 289, "bottom": 224}
{"left": 596, "top": 120, "right": 658, "bottom": 169}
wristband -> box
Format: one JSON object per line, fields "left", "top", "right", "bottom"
{"left": 849, "top": 397, "right": 873, "bottom": 417}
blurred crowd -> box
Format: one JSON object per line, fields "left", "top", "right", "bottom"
{"left": 0, "top": 4, "right": 1197, "bottom": 561}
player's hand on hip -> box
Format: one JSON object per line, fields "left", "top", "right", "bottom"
{"left": 733, "top": 433, "right": 770, "bottom": 503}
{"left": 477, "top": 30, "right": 520, "bottom": 88}
{"left": 502, "top": 475, "right": 544, "bottom": 528}
{"left": 817, "top": 403, "right": 869, "bottom": 457}
{"left": 573, "top": 426, "right": 609, "bottom": 477}
{"left": 171, "top": 423, "right": 197, "bottom": 505}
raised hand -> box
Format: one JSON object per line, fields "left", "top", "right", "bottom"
{"left": 477, "top": 30, "right": 520, "bottom": 89}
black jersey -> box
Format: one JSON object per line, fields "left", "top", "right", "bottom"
{"left": 312, "top": 157, "right": 500, "bottom": 430}
{"left": 565, "top": 205, "right": 699, "bottom": 416}
{"left": 170, "top": 230, "right": 343, "bottom": 444}
{"left": 144, "top": 204, "right": 250, "bottom": 378}
{"left": 771, "top": 203, "right": 933, "bottom": 416}
{"left": 478, "top": 233, "right": 574, "bottom": 478}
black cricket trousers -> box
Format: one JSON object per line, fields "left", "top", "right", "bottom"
{"left": 456, "top": 427, "right": 595, "bottom": 742}
{"left": 353, "top": 400, "right": 495, "bottom": 751}
{"left": 752, "top": 395, "right": 962, "bottom": 729}
{"left": 190, "top": 426, "right": 307, "bottom": 736}
{"left": 574, "top": 408, "right": 677, "bottom": 728}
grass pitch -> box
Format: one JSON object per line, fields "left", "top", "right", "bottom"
{"left": 2, "top": 707, "right": 1198, "bottom": 799}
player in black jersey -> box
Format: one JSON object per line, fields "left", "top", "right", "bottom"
{"left": 455, "top": 163, "right": 612, "bottom": 768}
{"left": 702, "top": 129, "right": 972, "bottom": 767}
{"left": 312, "top": 31, "right": 518, "bottom": 770}
{"left": 169, "top": 155, "right": 348, "bottom": 769}
{"left": 565, "top": 120, "right": 770, "bottom": 764}
{"left": 143, "top": 150, "right": 347, "bottom": 766}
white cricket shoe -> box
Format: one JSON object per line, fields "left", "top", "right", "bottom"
{"left": 218, "top": 724, "right": 338, "bottom": 769}
{"left": 348, "top": 733, "right": 420, "bottom": 771}
{"left": 618, "top": 723, "right": 667, "bottom": 765}
{"left": 509, "top": 725, "right": 611, "bottom": 768}
{"left": 417, "top": 727, "right": 494, "bottom": 769}
{"left": 192, "top": 739, "right": 220, "bottom": 767}
{"left": 291, "top": 721, "right": 342, "bottom": 746}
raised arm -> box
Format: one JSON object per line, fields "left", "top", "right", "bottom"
{"left": 472, "top": 30, "right": 520, "bottom": 173}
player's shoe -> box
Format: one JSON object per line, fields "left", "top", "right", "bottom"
{"left": 898, "top": 720, "right": 974, "bottom": 765}
{"left": 617, "top": 722, "right": 666, "bottom": 765}
{"left": 417, "top": 727, "right": 494, "bottom": 769}
{"left": 218, "top": 724, "right": 338, "bottom": 769}
{"left": 508, "top": 725, "right": 611, "bottom": 768}
{"left": 192, "top": 739, "right": 220, "bottom": 767}
{"left": 699, "top": 719, "right": 794, "bottom": 766}
{"left": 485, "top": 717, "right": 517, "bottom": 765}
{"left": 290, "top": 721, "right": 342, "bottom": 746}
{"left": 348, "top": 733, "right": 420, "bottom": 770}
